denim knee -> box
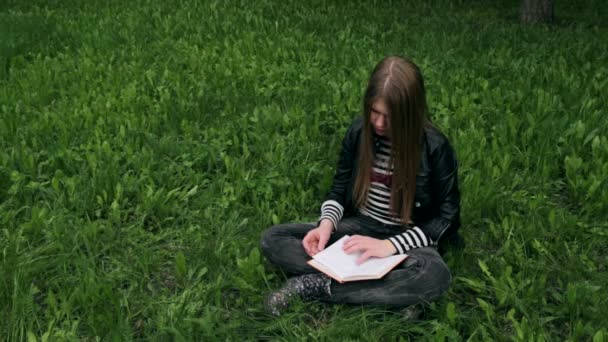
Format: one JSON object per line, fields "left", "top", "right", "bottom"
{"left": 260, "top": 225, "right": 279, "bottom": 258}
{"left": 417, "top": 248, "right": 452, "bottom": 299}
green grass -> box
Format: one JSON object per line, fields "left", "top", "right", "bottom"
{"left": 1, "top": 0, "right": 607, "bottom": 340}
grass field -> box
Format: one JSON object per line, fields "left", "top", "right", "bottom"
{"left": 1, "top": 0, "right": 607, "bottom": 340}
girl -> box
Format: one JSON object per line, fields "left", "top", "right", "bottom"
{"left": 260, "top": 56, "right": 461, "bottom": 316}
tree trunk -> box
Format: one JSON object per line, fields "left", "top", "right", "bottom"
{"left": 520, "top": 0, "right": 554, "bottom": 24}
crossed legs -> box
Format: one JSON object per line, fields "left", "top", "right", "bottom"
{"left": 260, "top": 215, "right": 451, "bottom": 307}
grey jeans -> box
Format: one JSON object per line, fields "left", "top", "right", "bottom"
{"left": 260, "top": 213, "right": 452, "bottom": 307}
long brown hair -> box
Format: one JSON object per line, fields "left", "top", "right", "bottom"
{"left": 352, "top": 56, "right": 431, "bottom": 224}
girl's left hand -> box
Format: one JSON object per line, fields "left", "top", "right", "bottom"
{"left": 342, "top": 235, "right": 397, "bottom": 264}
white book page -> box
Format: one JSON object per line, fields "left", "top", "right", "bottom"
{"left": 312, "top": 235, "right": 406, "bottom": 278}
{"left": 312, "top": 236, "right": 358, "bottom": 278}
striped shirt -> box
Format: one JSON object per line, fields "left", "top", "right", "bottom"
{"left": 359, "top": 136, "right": 401, "bottom": 225}
{"left": 318, "top": 135, "right": 432, "bottom": 255}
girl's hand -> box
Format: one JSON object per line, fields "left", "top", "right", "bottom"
{"left": 342, "top": 235, "right": 397, "bottom": 264}
{"left": 302, "top": 220, "right": 334, "bottom": 256}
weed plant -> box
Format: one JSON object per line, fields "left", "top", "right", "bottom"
{"left": 1, "top": 0, "right": 607, "bottom": 340}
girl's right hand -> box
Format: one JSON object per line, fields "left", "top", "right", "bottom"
{"left": 302, "top": 220, "right": 334, "bottom": 256}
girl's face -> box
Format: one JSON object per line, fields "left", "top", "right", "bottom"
{"left": 370, "top": 99, "right": 390, "bottom": 138}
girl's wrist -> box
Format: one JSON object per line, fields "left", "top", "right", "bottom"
{"left": 384, "top": 239, "right": 397, "bottom": 255}
{"left": 319, "top": 219, "right": 335, "bottom": 232}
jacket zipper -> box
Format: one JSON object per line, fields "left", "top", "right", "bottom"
{"left": 433, "top": 222, "right": 451, "bottom": 246}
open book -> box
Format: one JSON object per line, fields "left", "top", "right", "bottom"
{"left": 307, "top": 235, "right": 408, "bottom": 283}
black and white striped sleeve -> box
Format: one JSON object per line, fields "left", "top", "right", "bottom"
{"left": 318, "top": 200, "right": 344, "bottom": 231}
{"left": 388, "top": 226, "right": 433, "bottom": 254}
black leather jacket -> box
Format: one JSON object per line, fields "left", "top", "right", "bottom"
{"left": 324, "top": 116, "right": 461, "bottom": 246}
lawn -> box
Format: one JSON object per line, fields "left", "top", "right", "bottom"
{"left": 1, "top": 0, "right": 607, "bottom": 340}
